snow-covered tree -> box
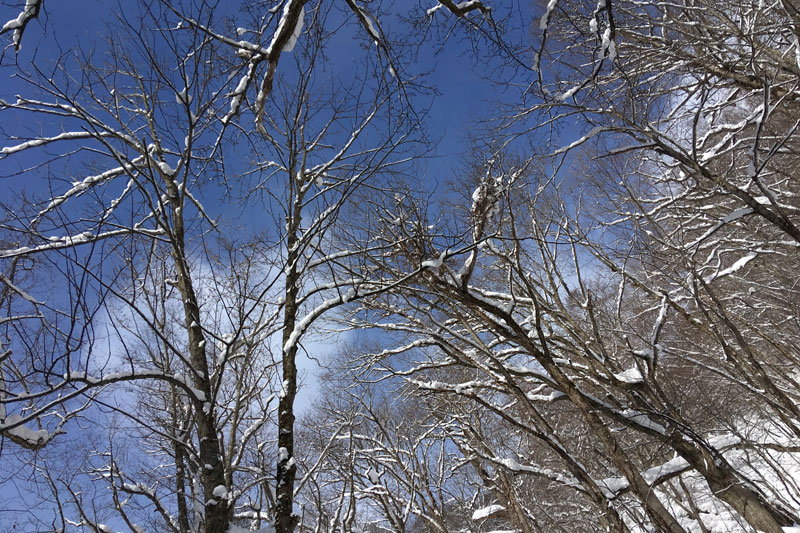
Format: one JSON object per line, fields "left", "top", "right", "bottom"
{"left": 0, "top": 1, "right": 422, "bottom": 531}
{"left": 337, "top": 2, "right": 800, "bottom": 531}
{"left": 4, "top": 0, "right": 800, "bottom": 532}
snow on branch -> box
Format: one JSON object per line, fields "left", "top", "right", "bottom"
{"left": 552, "top": 126, "right": 604, "bottom": 155}
{"left": 0, "top": 412, "right": 61, "bottom": 450}
{"left": 0, "top": 0, "right": 41, "bottom": 51}
{"left": 33, "top": 158, "right": 144, "bottom": 223}
{"left": 0, "top": 272, "right": 43, "bottom": 304}
{"left": 471, "top": 504, "right": 505, "bottom": 521}
{"left": 0, "top": 130, "right": 110, "bottom": 156}
{"left": 430, "top": 0, "right": 491, "bottom": 17}
{"left": 174, "top": 0, "right": 307, "bottom": 127}
{"left": 599, "top": 434, "right": 743, "bottom": 499}
{"left": 539, "top": 0, "right": 557, "bottom": 30}
{"left": 0, "top": 226, "right": 165, "bottom": 259}
{"left": 344, "top": 0, "right": 382, "bottom": 43}
{"left": 253, "top": 0, "right": 307, "bottom": 126}
{"left": 343, "top": 0, "right": 403, "bottom": 81}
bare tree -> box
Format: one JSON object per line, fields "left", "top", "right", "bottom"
{"left": 335, "top": 1, "right": 800, "bottom": 532}
{"left": 4, "top": 0, "right": 800, "bottom": 532}
{"left": 342, "top": 133, "right": 800, "bottom": 532}
{"left": 1, "top": 1, "right": 422, "bottom": 531}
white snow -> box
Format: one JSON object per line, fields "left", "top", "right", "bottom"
{"left": 172, "top": 373, "right": 207, "bottom": 402}
{"left": 1, "top": 0, "right": 40, "bottom": 49}
{"left": 557, "top": 84, "right": 580, "bottom": 101}
{"left": 278, "top": 446, "right": 289, "bottom": 462}
{"left": 794, "top": 33, "right": 800, "bottom": 72}
{"left": 456, "top": 0, "right": 482, "bottom": 9}
{"left": 212, "top": 484, "right": 228, "bottom": 498}
{"left": 426, "top": 4, "right": 443, "bottom": 16}
{"left": 175, "top": 87, "right": 192, "bottom": 104}
{"left": 471, "top": 179, "right": 501, "bottom": 218}
{"left": 421, "top": 249, "right": 448, "bottom": 270}
{"left": 614, "top": 365, "right": 644, "bottom": 384}
{"left": 721, "top": 207, "right": 754, "bottom": 224}
{"left": 32, "top": 158, "right": 140, "bottom": 222}
{"left": 599, "top": 475, "right": 629, "bottom": 496}
{"left": 498, "top": 457, "right": 523, "bottom": 471}
{"left": 0, "top": 413, "right": 51, "bottom": 447}
{"left": 282, "top": 5, "right": 304, "bottom": 52}
{"left": 233, "top": 73, "right": 249, "bottom": 95}
{"left": 539, "top": 0, "right": 558, "bottom": 30}
{"left": 717, "top": 253, "right": 757, "bottom": 277}
{"left": 191, "top": 477, "right": 203, "bottom": 530}
{"left": 282, "top": 286, "right": 358, "bottom": 353}
{"left": 704, "top": 252, "right": 758, "bottom": 283}
{"left": 472, "top": 184, "right": 485, "bottom": 205}
{"left": 1, "top": 0, "right": 36, "bottom": 31}
{"left": 156, "top": 160, "right": 176, "bottom": 177}
{"left": 527, "top": 390, "right": 565, "bottom": 402}
{"left": 553, "top": 126, "right": 603, "bottom": 155}
{"left": 620, "top": 409, "right": 667, "bottom": 434}
{"left": 685, "top": 207, "right": 754, "bottom": 248}
{"left": 279, "top": 379, "right": 289, "bottom": 399}
{"left": 600, "top": 26, "right": 616, "bottom": 61}
{"left": 642, "top": 455, "right": 689, "bottom": 485}
{"left": 359, "top": 8, "right": 380, "bottom": 42}
{"left": 224, "top": 63, "right": 255, "bottom": 123}
{"left": 268, "top": 0, "right": 303, "bottom": 55}
{"left": 1, "top": 131, "right": 99, "bottom": 155}
{"left": 472, "top": 504, "right": 506, "bottom": 521}
{"left": 431, "top": 0, "right": 483, "bottom": 15}
{"left": 0, "top": 272, "right": 42, "bottom": 304}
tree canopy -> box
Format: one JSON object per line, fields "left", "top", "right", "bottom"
{"left": 2, "top": 1, "right": 800, "bottom": 532}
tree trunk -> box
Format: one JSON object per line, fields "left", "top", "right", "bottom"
{"left": 171, "top": 189, "right": 230, "bottom": 533}
{"left": 669, "top": 437, "right": 796, "bottom": 533}
{"left": 276, "top": 229, "right": 300, "bottom": 533}
{"left": 462, "top": 290, "right": 688, "bottom": 533}
{"left": 172, "top": 386, "right": 191, "bottom": 533}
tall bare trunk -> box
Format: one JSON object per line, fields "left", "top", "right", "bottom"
{"left": 170, "top": 184, "right": 230, "bottom": 533}
{"left": 276, "top": 229, "right": 300, "bottom": 533}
